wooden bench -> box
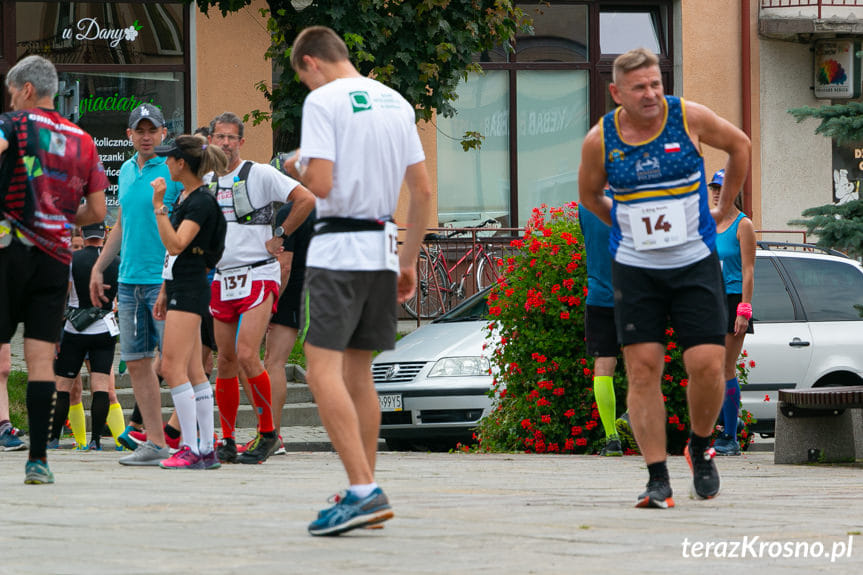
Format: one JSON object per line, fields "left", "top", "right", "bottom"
{"left": 774, "top": 386, "right": 863, "bottom": 464}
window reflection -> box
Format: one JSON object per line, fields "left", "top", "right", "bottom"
{"left": 516, "top": 3, "right": 588, "bottom": 62}
{"left": 600, "top": 11, "right": 661, "bottom": 55}
{"left": 437, "top": 72, "right": 510, "bottom": 227}
{"left": 516, "top": 70, "right": 589, "bottom": 225}
{"left": 16, "top": 2, "right": 184, "bottom": 64}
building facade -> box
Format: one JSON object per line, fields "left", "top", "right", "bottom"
{"left": 3, "top": 1, "right": 859, "bottom": 235}
{"left": 0, "top": 0, "right": 273, "bottom": 224}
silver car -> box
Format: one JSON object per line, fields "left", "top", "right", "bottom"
{"left": 373, "top": 289, "right": 494, "bottom": 451}
{"left": 374, "top": 243, "right": 863, "bottom": 448}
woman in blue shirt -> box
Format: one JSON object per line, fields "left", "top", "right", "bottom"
{"left": 710, "top": 170, "right": 756, "bottom": 456}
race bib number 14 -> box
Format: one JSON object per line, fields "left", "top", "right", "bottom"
{"left": 629, "top": 202, "right": 687, "bottom": 251}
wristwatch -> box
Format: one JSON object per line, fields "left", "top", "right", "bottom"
{"left": 274, "top": 226, "right": 286, "bottom": 238}
{"left": 154, "top": 205, "right": 168, "bottom": 216}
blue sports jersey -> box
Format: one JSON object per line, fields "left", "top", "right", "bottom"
{"left": 578, "top": 198, "right": 614, "bottom": 308}
{"left": 716, "top": 212, "right": 745, "bottom": 294}
{"left": 602, "top": 96, "right": 715, "bottom": 269}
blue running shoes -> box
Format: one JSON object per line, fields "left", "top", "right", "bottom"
{"left": 308, "top": 487, "right": 394, "bottom": 536}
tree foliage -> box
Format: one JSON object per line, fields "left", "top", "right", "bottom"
{"left": 190, "top": 0, "right": 527, "bottom": 149}
{"left": 789, "top": 200, "right": 863, "bottom": 259}
{"left": 790, "top": 102, "right": 863, "bottom": 145}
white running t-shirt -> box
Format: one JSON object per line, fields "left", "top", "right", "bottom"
{"left": 204, "top": 161, "right": 299, "bottom": 283}
{"left": 300, "top": 76, "right": 425, "bottom": 271}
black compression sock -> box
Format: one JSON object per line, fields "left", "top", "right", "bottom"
{"left": 689, "top": 432, "right": 712, "bottom": 456}
{"left": 90, "top": 391, "right": 109, "bottom": 448}
{"left": 164, "top": 424, "right": 181, "bottom": 439}
{"left": 27, "top": 380, "right": 56, "bottom": 460}
{"left": 130, "top": 402, "right": 142, "bottom": 427}
{"left": 52, "top": 391, "right": 71, "bottom": 440}
{"left": 647, "top": 461, "right": 669, "bottom": 483}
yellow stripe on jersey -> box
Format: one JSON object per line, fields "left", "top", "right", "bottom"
{"left": 613, "top": 180, "right": 701, "bottom": 203}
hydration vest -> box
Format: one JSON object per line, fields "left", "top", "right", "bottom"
{"left": 209, "top": 161, "right": 273, "bottom": 225}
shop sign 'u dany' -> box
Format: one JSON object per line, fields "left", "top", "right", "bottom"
{"left": 61, "top": 18, "right": 143, "bottom": 48}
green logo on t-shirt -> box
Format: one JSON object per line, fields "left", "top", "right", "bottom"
{"left": 350, "top": 91, "right": 372, "bottom": 113}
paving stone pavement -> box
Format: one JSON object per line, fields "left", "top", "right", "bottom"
{"left": 1, "top": 450, "right": 862, "bottom": 574}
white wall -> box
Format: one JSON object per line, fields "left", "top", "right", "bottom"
{"left": 759, "top": 39, "right": 832, "bottom": 234}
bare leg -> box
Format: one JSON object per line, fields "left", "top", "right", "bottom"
{"left": 683, "top": 344, "right": 725, "bottom": 437}
{"left": 0, "top": 344, "right": 12, "bottom": 424}
{"left": 305, "top": 343, "right": 374, "bottom": 485}
{"left": 264, "top": 324, "right": 298, "bottom": 433}
{"left": 343, "top": 348, "right": 379, "bottom": 471}
{"left": 126, "top": 358, "right": 166, "bottom": 447}
{"left": 622, "top": 342, "right": 667, "bottom": 465}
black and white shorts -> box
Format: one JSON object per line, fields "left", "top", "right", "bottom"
{"left": 54, "top": 331, "right": 116, "bottom": 377}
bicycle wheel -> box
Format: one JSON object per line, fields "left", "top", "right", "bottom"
{"left": 402, "top": 252, "right": 448, "bottom": 319}
{"left": 476, "top": 252, "right": 500, "bottom": 291}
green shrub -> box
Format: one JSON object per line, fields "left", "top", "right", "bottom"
{"left": 470, "top": 203, "right": 752, "bottom": 454}
{"left": 7, "top": 370, "right": 28, "bottom": 432}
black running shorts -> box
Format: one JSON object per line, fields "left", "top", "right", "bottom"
{"left": 0, "top": 242, "right": 68, "bottom": 343}
{"left": 585, "top": 305, "right": 620, "bottom": 357}
{"left": 725, "top": 292, "right": 754, "bottom": 335}
{"left": 271, "top": 282, "right": 303, "bottom": 329}
{"left": 612, "top": 252, "right": 727, "bottom": 351}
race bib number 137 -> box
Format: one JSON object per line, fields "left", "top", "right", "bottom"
{"left": 629, "top": 202, "right": 687, "bottom": 251}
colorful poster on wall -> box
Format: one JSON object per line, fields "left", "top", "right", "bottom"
{"left": 831, "top": 140, "right": 863, "bottom": 205}
{"left": 814, "top": 39, "right": 860, "bottom": 99}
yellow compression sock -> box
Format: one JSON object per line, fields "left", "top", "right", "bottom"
{"left": 68, "top": 402, "right": 87, "bottom": 447}
{"left": 106, "top": 403, "right": 126, "bottom": 447}
{"left": 593, "top": 376, "right": 618, "bottom": 439}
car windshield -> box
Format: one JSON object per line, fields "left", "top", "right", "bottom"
{"left": 433, "top": 288, "right": 491, "bottom": 323}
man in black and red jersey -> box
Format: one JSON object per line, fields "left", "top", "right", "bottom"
{"left": 0, "top": 55, "right": 107, "bottom": 485}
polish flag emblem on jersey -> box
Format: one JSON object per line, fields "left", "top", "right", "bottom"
{"left": 664, "top": 142, "right": 681, "bottom": 153}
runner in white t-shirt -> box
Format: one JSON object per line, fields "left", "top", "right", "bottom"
{"left": 291, "top": 26, "right": 432, "bottom": 536}
{"left": 204, "top": 112, "right": 315, "bottom": 465}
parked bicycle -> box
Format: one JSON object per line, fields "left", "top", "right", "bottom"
{"left": 403, "top": 219, "right": 502, "bottom": 319}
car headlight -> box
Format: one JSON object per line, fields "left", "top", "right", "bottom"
{"left": 428, "top": 356, "right": 490, "bottom": 377}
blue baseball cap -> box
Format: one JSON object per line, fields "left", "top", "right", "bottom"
{"left": 709, "top": 169, "right": 725, "bottom": 187}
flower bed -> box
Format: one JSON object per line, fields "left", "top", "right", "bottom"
{"left": 469, "top": 203, "right": 752, "bottom": 454}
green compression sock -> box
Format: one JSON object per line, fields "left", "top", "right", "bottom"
{"left": 593, "top": 375, "right": 618, "bottom": 439}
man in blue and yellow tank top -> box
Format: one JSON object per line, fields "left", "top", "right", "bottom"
{"left": 578, "top": 48, "right": 751, "bottom": 509}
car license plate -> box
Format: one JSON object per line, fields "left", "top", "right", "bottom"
{"left": 378, "top": 393, "right": 403, "bottom": 412}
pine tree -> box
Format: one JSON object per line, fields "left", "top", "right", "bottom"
{"left": 790, "top": 102, "right": 863, "bottom": 258}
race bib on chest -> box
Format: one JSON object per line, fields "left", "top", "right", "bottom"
{"left": 628, "top": 202, "right": 687, "bottom": 251}
{"left": 220, "top": 266, "right": 252, "bottom": 301}
{"left": 384, "top": 221, "right": 399, "bottom": 272}
{"left": 162, "top": 252, "right": 177, "bottom": 280}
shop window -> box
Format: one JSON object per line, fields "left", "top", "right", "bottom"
{"left": 16, "top": 2, "right": 184, "bottom": 65}
{"left": 58, "top": 70, "right": 186, "bottom": 220}
{"left": 438, "top": 1, "right": 672, "bottom": 227}
{"left": 599, "top": 9, "right": 662, "bottom": 55}
{"left": 437, "top": 72, "right": 510, "bottom": 227}
{"left": 516, "top": 70, "right": 589, "bottom": 224}
{"left": 515, "top": 3, "right": 588, "bottom": 62}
